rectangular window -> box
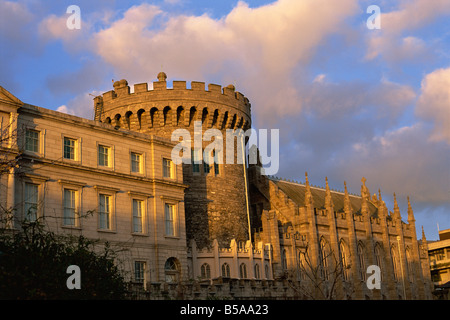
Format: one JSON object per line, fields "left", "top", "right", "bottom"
{"left": 436, "top": 249, "right": 445, "bottom": 261}
{"left": 24, "top": 183, "right": 38, "bottom": 221}
{"left": 98, "top": 145, "right": 110, "bottom": 167}
{"left": 203, "top": 149, "right": 217, "bottom": 174}
{"left": 213, "top": 150, "right": 219, "bottom": 175}
{"left": 134, "top": 261, "right": 146, "bottom": 283}
{"left": 131, "top": 152, "right": 142, "bottom": 173}
{"left": 165, "top": 203, "right": 175, "bottom": 236}
{"left": 163, "top": 158, "right": 173, "bottom": 178}
{"left": 25, "top": 129, "right": 39, "bottom": 152}
{"left": 63, "top": 189, "right": 77, "bottom": 226}
{"left": 191, "top": 149, "right": 200, "bottom": 173}
{"left": 132, "top": 199, "right": 143, "bottom": 233}
{"left": 64, "top": 137, "right": 76, "bottom": 160}
{"left": 99, "top": 194, "right": 111, "bottom": 229}
{"left": 203, "top": 160, "right": 211, "bottom": 174}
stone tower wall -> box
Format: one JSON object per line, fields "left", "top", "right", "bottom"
{"left": 94, "top": 73, "right": 252, "bottom": 248}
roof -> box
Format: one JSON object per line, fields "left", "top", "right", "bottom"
{"left": 0, "top": 86, "right": 23, "bottom": 107}
{"left": 270, "top": 178, "right": 379, "bottom": 218}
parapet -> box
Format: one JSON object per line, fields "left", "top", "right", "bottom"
{"left": 96, "top": 72, "right": 252, "bottom": 123}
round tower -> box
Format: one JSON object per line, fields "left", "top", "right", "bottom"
{"left": 94, "top": 73, "right": 252, "bottom": 248}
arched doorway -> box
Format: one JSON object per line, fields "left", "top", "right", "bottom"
{"left": 164, "top": 257, "right": 180, "bottom": 283}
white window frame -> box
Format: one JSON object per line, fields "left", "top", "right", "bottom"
{"left": 127, "top": 191, "right": 151, "bottom": 235}
{"left": 63, "top": 189, "right": 77, "bottom": 226}
{"left": 62, "top": 135, "right": 81, "bottom": 162}
{"left": 162, "top": 157, "right": 174, "bottom": 179}
{"left": 23, "top": 126, "right": 45, "bottom": 156}
{"left": 164, "top": 202, "right": 177, "bottom": 237}
{"left": 99, "top": 193, "right": 112, "bottom": 230}
{"left": 134, "top": 260, "right": 147, "bottom": 286}
{"left": 58, "top": 179, "right": 85, "bottom": 228}
{"left": 130, "top": 151, "right": 143, "bottom": 174}
{"left": 20, "top": 174, "right": 49, "bottom": 224}
{"left": 133, "top": 199, "right": 143, "bottom": 233}
{"left": 97, "top": 143, "right": 113, "bottom": 168}
{"left": 94, "top": 185, "right": 119, "bottom": 232}
{"left": 24, "top": 182, "right": 39, "bottom": 222}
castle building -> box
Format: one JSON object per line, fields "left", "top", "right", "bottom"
{"left": 0, "top": 73, "right": 433, "bottom": 299}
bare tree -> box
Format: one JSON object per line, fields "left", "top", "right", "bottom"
{"left": 284, "top": 242, "right": 354, "bottom": 300}
{"left": 0, "top": 116, "right": 21, "bottom": 176}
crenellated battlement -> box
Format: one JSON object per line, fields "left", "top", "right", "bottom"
{"left": 94, "top": 73, "right": 252, "bottom": 132}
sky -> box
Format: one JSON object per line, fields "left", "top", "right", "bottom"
{"left": 0, "top": 0, "right": 449, "bottom": 240}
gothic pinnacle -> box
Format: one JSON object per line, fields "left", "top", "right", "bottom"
{"left": 325, "top": 176, "right": 333, "bottom": 208}
{"left": 344, "top": 181, "right": 351, "bottom": 213}
{"left": 393, "top": 192, "right": 401, "bottom": 219}
{"left": 407, "top": 196, "right": 415, "bottom": 222}
{"left": 304, "top": 171, "right": 312, "bottom": 206}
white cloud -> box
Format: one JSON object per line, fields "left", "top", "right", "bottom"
{"left": 313, "top": 74, "right": 326, "bottom": 83}
{"left": 416, "top": 67, "right": 450, "bottom": 144}
{"left": 301, "top": 78, "right": 416, "bottom": 121}
{"left": 54, "top": 92, "right": 99, "bottom": 120}
{"left": 364, "top": 0, "right": 450, "bottom": 62}
{"left": 335, "top": 123, "right": 450, "bottom": 205}
{"left": 90, "top": 0, "right": 358, "bottom": 124}
{"left": 56, "top": 105, "right": 75, "bottom": 115}
{"left": 381, "top": 0, "right": 450, "bottom": 34}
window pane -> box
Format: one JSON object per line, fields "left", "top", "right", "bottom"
{"left": 64, "top": 189, "right": 76, "bottom": 226}
{"left": 131, "top": 153, "right": 141, "bottom": 173}
{"left": 64, "top": 138, "right": 76, "bottom": 160}
{"left": 192, "top": 149, "right": 200, "bottom": 173}
{"left": 165, "top": 204, "right": 174, "bottom": 236}
{"left": 24, "top": 183, "right": 38, "bottom": 221}
{"left": 163, "top": 158, "right": 172, "bottom": 178}
{"left": 213, "top": 150, "right": 219, "bottom": 175}
{"left": 99, "top": 194, "right": 111, "bottom": 229}
{"left": 98, "top": 145, "right": 109, "bottom": 166}
{"left": 134, "top": 261, "right": 145, "bottom": 283}
{"left": 25, "top": 130, "right": 39, "bottom": 152}
{"left": 203, "top": 159, "right": 211, "bottom": 173}
{"left": 133, "top": 199, "right": 143, "bottom": 233}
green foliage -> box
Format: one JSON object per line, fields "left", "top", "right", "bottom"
{"left": 0, "top": 219, "right": 128, "bottom": 300}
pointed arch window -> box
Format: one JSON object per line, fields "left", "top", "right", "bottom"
{"left": 357, "top": 243, "right": 366, "bottom": 281}
{"left": 320, "top": 238, "right": 329, "bottom": 281}
{"left": 340, "top": 241, "right": 349, "bottom": 281}
{"left": 201, "top": 263, "right": 211, "bottom": 279}
{"left": 165, "top": 257, "right": 180, "bottom": 283}
{"left": 282, "top": 249, "right": 288, "bottom": 271}
{"left": 406, "top": 248, "right": 414, "bottom": 283}
{"left": 221, "top": 263, "right": 230, "bottom": 278}
{"left": 298, "top": 249, "right": 307, "bottom": 281}
{"left": 374, "top": 244, "right": 383, "bottom": 281}
{"left": 265, "top": 264, "right": 270, "bottom": 280}
{"left": 254, "top": 263, "right": 261, "bottom": 279}
{"left": 239, "top": 263, "right": 247, "bottom": 279}
{"left": 391, "top": 246, "right": 400, "bottom": 281}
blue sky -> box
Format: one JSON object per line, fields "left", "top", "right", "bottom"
{"left": 1, "top": 0, "right": 449, "bottom": 240}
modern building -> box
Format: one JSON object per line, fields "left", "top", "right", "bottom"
{"left": 427, "top": 228, "right": 450, "bottom": 299}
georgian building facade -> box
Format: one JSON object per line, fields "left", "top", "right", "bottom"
{"left": 0, "top": 86, "right": 188, "bottom": 286}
